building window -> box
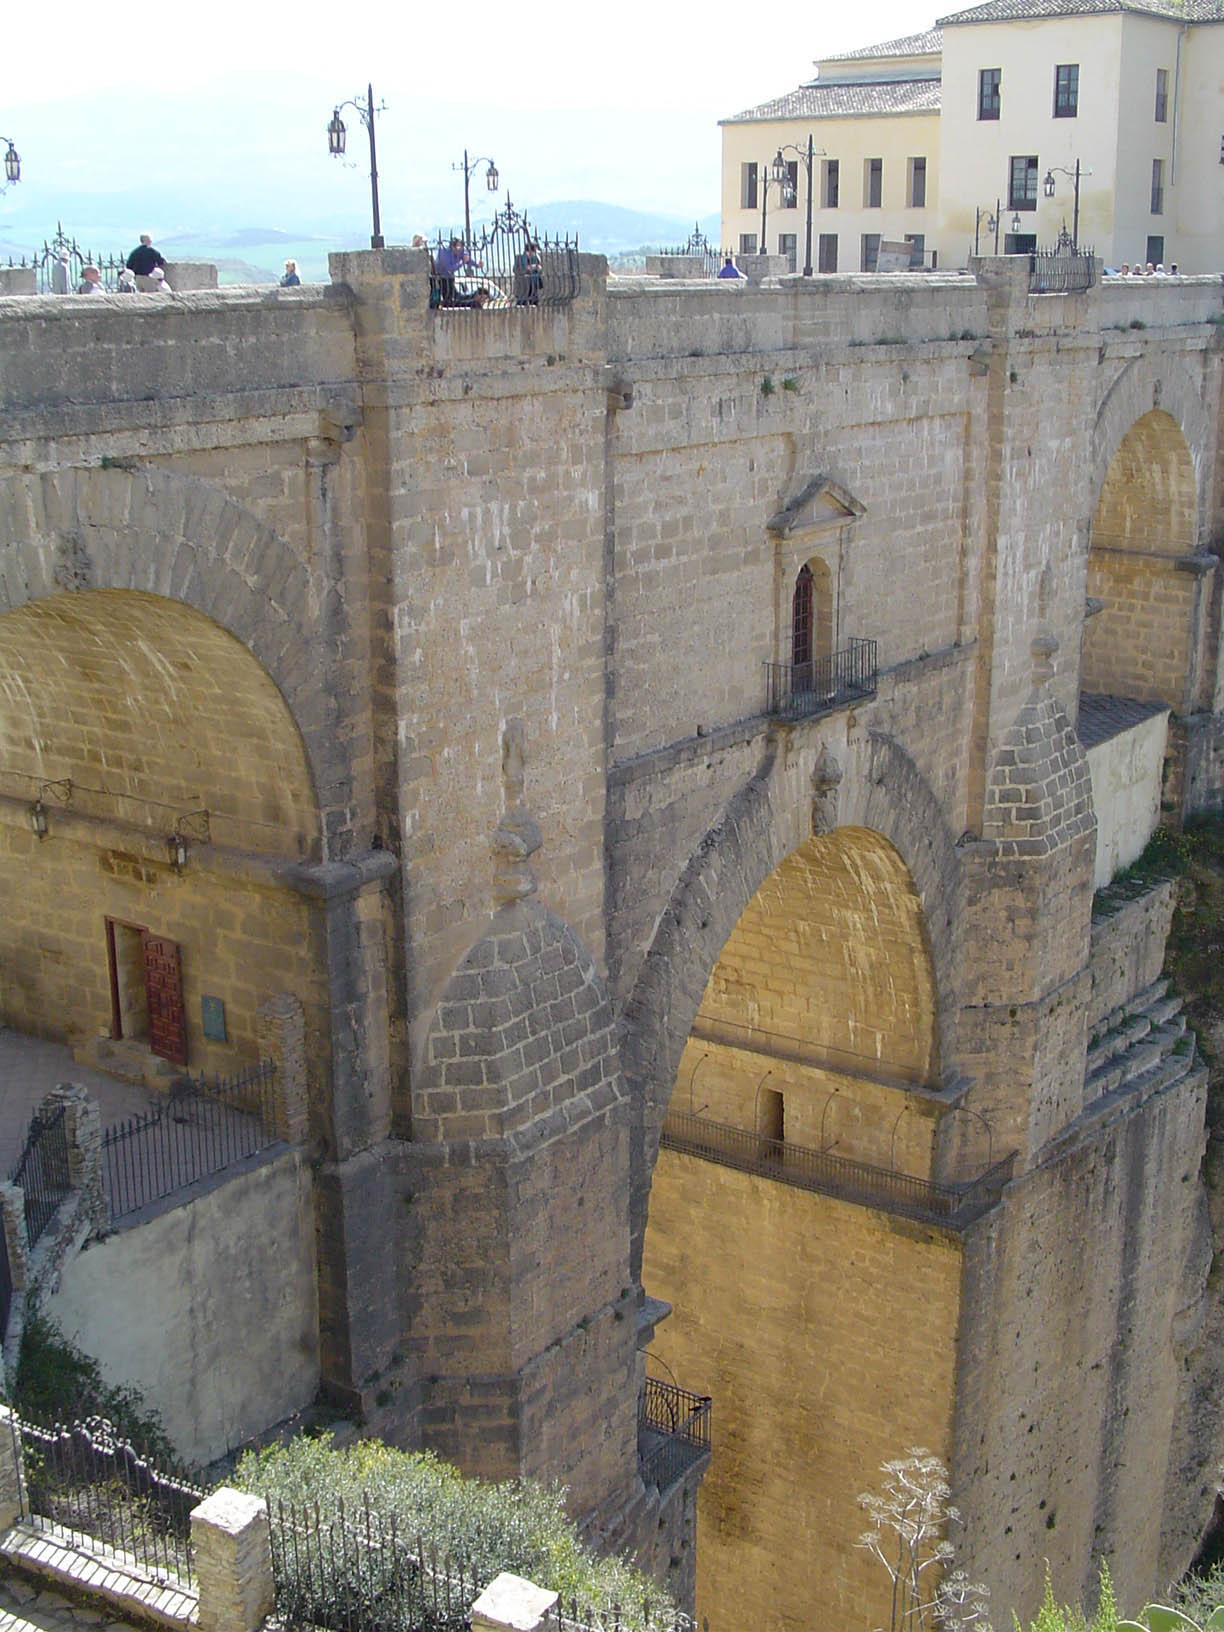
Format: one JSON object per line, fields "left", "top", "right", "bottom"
{"left": 1053, "top": 64, "right": 1079, "bottom": 118}
{"left": 781, "top": 160, "right": 798, "bottom": 209}
{"left": 1155, "top": 68, "right": 1169, "bottom": 123}
{"left": 1151, "top": 157, "right": 1164, "bottom": 214}
{"left": 739, "top": 232, "right": 758, "bottom": 255}
{"left": 822, "top": 159, "right": 840, "bottom": 209}
{"left": 741, "top": 162, "right": 758, "bottom": 211}
{"left": 1146, "top": 233, "right": 1164, "bottom": 266}
{"left": 905, "top": 233, "right": 925, "bottom": 267}
{"left": 907, "top": 156, "right": 927, "bottom": 208}
{"left": 978, "top": 68, "right": 1001, "bottom": 120}
{"left": 865, "top": 158, "right": 883, "bottom": 208}
{"left": 778, "top": 233, "right": 797, "bottom": 272}
{"left": 1009, "top": 155, "right": 1039, "bottom": 211}
{"left": 1004, "top": 230, "right": 1037, "bottom": 255}
{"left": 818, "top": 232, "right": 838, "bottom": 272}
{"left": 792, "top": 565, "right": 813, "bottom": 669}
{"left": 861, "top": 233, "right": 881, "bottom": 271}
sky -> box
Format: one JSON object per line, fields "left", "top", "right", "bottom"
{"left": 3, "top": 0, "right": 937, "bottom": 240}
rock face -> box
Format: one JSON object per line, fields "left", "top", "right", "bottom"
{"left": 2, "top": 253, "right": 1224, "bottom": 1624}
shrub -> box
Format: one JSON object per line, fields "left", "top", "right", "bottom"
{"left": 12, "top": 1313, "right": 173, "bottom": 1462}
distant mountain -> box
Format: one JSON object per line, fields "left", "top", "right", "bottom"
{"left": 496, "top": 201, "right": 720, "bottom": 254}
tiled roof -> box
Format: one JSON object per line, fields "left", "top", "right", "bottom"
{"left": 940, "top": 0, "right": 1224, "bottom": 23}
{"left": 724, "top": 80, "right": 943, "bottom": 123}
{"left": 825, "top": 28, "right": 944, "bottom": 59}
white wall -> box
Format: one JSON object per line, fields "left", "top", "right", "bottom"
{"left": 1085, "top": 710, "right": 1169, "bottom": 890}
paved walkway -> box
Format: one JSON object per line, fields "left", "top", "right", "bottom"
{"left": 0, "top": 1572, "right": 140, "bottom": 1632}
{"left": 0, "top": 1032, "right": 157, "bottom": 1176}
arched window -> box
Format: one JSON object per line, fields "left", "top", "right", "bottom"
{"left": 792, "top": 565, "right": 813, "bottom": 674}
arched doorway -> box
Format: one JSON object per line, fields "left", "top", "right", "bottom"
{"left": 641, "top": 827, "right": 961, "bottom": 1632}
{"left": 1082, "top": 409, "right": 1198, "bottom": 708}
{"left": 0, "top": 589, "right": 324, "bottom": 1077}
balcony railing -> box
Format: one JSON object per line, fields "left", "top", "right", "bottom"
{"left": 638, "top": 1376, "right": 712, "bottom": 1492}
{"left": 660, "top": 1109, "right": 1014, "bottom": 1229}
{"left": 1029, "top": 246, "right": 1095, "bottom": 294}
{"left": 765, "top": 639, "right": 877, "bottom": 721}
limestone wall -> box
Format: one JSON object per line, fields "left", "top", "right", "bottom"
{"left": 1085, "top": 713, "right": 1169, "bottom": 889}
{"left": 46, "top": 1149, "right": 319, "bottom": 1465}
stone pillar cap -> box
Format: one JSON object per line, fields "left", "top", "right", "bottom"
{"left": 470, "top": 1571, "right": 559, "bottom": 1632}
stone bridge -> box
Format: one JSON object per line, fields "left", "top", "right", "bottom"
{"left": 3, "top": 254, "right": 1224, "bottom": 1626}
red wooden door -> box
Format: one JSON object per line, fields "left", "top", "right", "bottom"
{"left": 141, "top": 933, "right": 187, "bottom": 1067}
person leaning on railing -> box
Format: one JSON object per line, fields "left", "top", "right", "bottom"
{"left": 431, "top": 236, "right": 478, "bottom": 307}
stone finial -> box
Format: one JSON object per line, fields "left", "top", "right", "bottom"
{"left": 810, "top": 742, "right": 843, "bottom": 835}
{"left": 1031, "top": 625, "right": 1059, "bottom": 690}
{"left": 492, "top": 720, "right": 542, "bottom": 906}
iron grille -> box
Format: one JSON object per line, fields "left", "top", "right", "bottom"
{"left": 764, "top": 638, "right": 878, "bottom": 720}
{"left": 638, "top": 1377, "right": 712, "bottom": 1493}
{"left": 1029, "top": 247, "right": 1096, "bottom": 293}
{"left": 10, "top": 1105, "right": 71, "bottom": 1246}
{"left": 660, "top": 1109, "right": 1014, "bottom": 1229}
{"left": 428, "top": 201, "right": 579, "bottom": 311}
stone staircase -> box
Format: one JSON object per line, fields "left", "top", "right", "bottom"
{"left": 1085, "top": 978, "right": 1198, "bottom": 1107}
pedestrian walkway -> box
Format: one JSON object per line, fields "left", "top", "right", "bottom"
{"left": 0, "top": 1031, "right": 156, "bottom": 1176}
{"left": 0, "top": 1571, "right": 141, "bottom": 1632}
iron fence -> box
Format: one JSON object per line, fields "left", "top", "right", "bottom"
{"left": 12, "top": 1413, "right": 203, "bottom": 1585}
{"left": 651, "top": 226, "right": 732, "bottom": 277}
{"left": 638, "top": 1377, "right": 712, "bottom": 1493}
{"left": 101, "top": 1060, "right": 279, "bottom": 1224}
{"left": 428, "top": 199, "right": 579, "bottom": 311}
{"left": 10, "top": 1104, "right": 71, "bottom": 1246}
{"left": 764, "top": 638, "right": 878, "bottom": 720}
{"left": 660, "top": 1109, "right": 1015, "bottom": 1229}
{"left": 1029, "top": 246, "right": 1096, "bottom": 293}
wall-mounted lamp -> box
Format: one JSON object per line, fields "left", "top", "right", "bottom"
{"left": 29, "top": 801, "right": 47, "bottom": 839}
{"left": 29, "top": 778, "right": 71, "bottom": 839}
{"left": 168, "top": 831, "right": 188, "bottom": 871}
{"left": 168, "top": 808, "right": 210, "bottom": 872}
{"left": 1011, "top": 211, "right": 1022, "bottom": 236}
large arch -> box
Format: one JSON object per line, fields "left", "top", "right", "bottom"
{"left": 0, "top": 463, "right": 351, "bottom": 854}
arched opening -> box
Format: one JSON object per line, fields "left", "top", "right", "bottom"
{"left": 790, "top": 558, "right": 834, "bottom": 679}
{"left": 1082, "top": 409, "right": 1197, "bottom": 707}
{"left": 640, "top": 827, "right": 961, "bottom": 1631}
{"left": 0, "top": 589, "right": 326, "bottom": 1078}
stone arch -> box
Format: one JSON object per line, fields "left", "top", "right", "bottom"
{"left": 621, "top": 729, "right": 962, "bottom": 1258}
{"left": 1090, "top": 354, "right": 1210, "bottom": 521}
{"left": 0, "top": 463, "right": 349, "bottom": 854}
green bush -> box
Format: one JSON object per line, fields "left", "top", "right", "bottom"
{"left": 12, "top": 1313, "right": 173, "bottom": 1462}
{"left": 234, "top": 1435, "right": 677, "bottom": 1629}
{"left": 1015, "top": 1564, "right": 1118, "bottom": 1632}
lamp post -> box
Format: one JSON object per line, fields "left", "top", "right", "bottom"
{"left": 974, "top": 200, "right": 1000, "bottom": 256}
{"left": 757, "top": 157, "right": 791, "bottom": 261}
{"left": 1043, "top": 160, "right": 1091, "bottom": 250}
{"left": 453, "top": 150, "right": 499, "bottom": 248}
{"left": 327, "top": 85, "right": 387, "bottom": 249}
{"left": 771, "top": 136, "right": 825, "bottom": 276}
{"left": 1, "top": 138, "right": 19, "bottom": 195}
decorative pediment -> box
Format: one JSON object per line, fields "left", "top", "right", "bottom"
{"left": 766, "top": 476, "right": 866, "bottom": 538}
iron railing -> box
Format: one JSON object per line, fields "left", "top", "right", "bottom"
{"left": 660, "top": 1110, "right": 1015, "bottom": 1229}
{"left": 428, "top": 200, "right": 579, "bottom": 311}
{"left": 638, "top": 1377, "right": 712, "bottom": 1493}
{"left": 650, "top": 226, "right": 734, "bottom": 277}
{"left": 10, "top": 1104, "right": 72, "bottom": 1246}
{"left": 764, "top": 638, "right": 878, "bottom": 720}
{"left": 1029, "top": 246, "right": 1096, "bottom": 293}
{"left": 12, "top": 1413, "right": 203, "bottom": 1585}
{"left": 101, "top": 1060, "right": 280, "bottom": 1224}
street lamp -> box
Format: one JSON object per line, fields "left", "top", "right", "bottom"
{"left": 453, "top": 151, "right": 499, "bottom": 248}
{"left": 1, "top": 139, "right": 19, "bottom": 194}
{"left": 974, "top": 200, "right": 1000, "bottom": 256}
{"left": 326, "top": 84, "right": 387, "bottom": 250}
{"left": 1043, "top": 160, "right": 1091, "bottom": 250}
{"left": 771, "top": 136, "right": 825, "bottom": 276}
{"left": 757, "top": 156, "right": 792, "bottom": 262}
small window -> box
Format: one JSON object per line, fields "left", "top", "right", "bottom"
{"left": 907, "top": 156, "right": 927, "bottom": 208}
{"left": 740, "top": 162, "right": 758, "bottom": 211}
{"left": 1053, "top": 64, "right": 1079, "bottom": 118}
{"left": 1151, "top": 157, "right": 1164, "bottom": 215}
{"left": 865, "top": 158, "right": 883, "bottom": 209}
{"left": 861, "top": 233, "right": 881, "bottom": 272}
{"left": 1155, "top": 68, "right": 1169, "bottom": 123}
{"left": 1146, "top": 233, "right": 1164, "bottom": 266}
{"left": 1009, "top": 155, "right": 1039, "bottom": 211}
{"left": 739, "top": 232, "right": 758, "bottom": 255}
{"left": 778, "top": 233, "right": 797, "bottom": 272}
{"left": 781, "top": 160, "right": 798, "bottom": 209}
{"left": 1004, "top": 231, "right": 1037, "bottom": 255}
{"left": 978, "top": 68, "right": 1001, "bottom": 120}
{"left": 905, "top": 233, "right": 925, "bottom": 268}
{"left": 822, "top": 158, "right": 840, "bottom": 209}
{"left": 818, "top": 232, "right": 838, "bottom": 272}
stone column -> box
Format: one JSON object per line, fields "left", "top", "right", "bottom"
{"left": 470, "top": 1573, "right": 559, "bottom": 1632}
{"left": 256, "top": 994, "right": 309, "bottom": 1145}
{"left": 0, "top": 1403, "right": 27, "bottom": 1530}
{"left": 43, "top": 1084, "right": 105, "bottom": 1235}
{"left": 191, "top": 1488, "right": 274, "bottom": 1632}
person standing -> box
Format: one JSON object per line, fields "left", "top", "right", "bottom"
{"left": 125, "top": 234, "right": 166, "bottom": 277}
{"left": 77, "top": 265, "right": 104, "bottom": 294}
{"left": 432, "top": 236, "right": 476, "bottom": 306}
{"left": 280, "top": 260, "right": 301, "bottom": 287}
{"left": 717, "top": 255, "right": 745, "bottom": 280}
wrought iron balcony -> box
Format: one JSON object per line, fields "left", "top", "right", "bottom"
{"left": 765, "top": 638, "right": 877, "bottom": 721}
{"left": 638, "top": 1375, "right": 712, "bottom": 1493}
{"left": 1029, "top": 245, "right": 1095, "bottom": 293}
{"left": 660, "top": 1109, "right": 1014, "bottom": 1230}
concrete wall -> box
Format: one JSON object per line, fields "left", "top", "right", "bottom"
{"left": 46, "top": 1150, "right": 319, "bottom": 1465}
{"left": 1085, "top": 712, "right": 1169, "bottom": 889}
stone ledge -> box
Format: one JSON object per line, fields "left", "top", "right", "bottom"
{"left": 0, "top": 1524, "right": 197, "bottom": 1632}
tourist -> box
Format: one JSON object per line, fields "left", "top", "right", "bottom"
{"left": 77, "top": 265, "right": 103, "bottom": 294}
{"left": 717, "top": 255, "right": 746, "bottom": 280}
{"left": 116, "top": 270, "right": 137, "bottom": 294}
{"left": 280, "top": 260, "right": 301, "bottom": 287}
{"left": 125, "top": 234, "right": 166, "bottom": 278}
{"left": 514, "top": 240, "right": 543, "bottom": 305}
{"left": 148, "top": 266, "right": 173, "bottom": 293}
{"left": 432, "top": 236, "right": 477, "bottom": 306}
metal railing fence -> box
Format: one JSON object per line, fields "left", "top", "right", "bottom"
{"left": 1029, "top": 246, "right": 1096, "bottom": 293}
{"left": 660, "top": 1109, "right": 1015, "bottom": 1229}
{"left": 428, "top": 202, "right": 579, "bottom": 310}
{"left": 101, "top": 1060, "right": 279, "bottom": 1224}
{"left": 650, "top": 227, "right": 734, "bottom": 277}
{"left": 638, "top": 1377, "right": 712, "bottom": 1493}
{"left": 764, "top": 638, "right": 878, "bottom": 720}
{"left": 12, "top": 1413, "right": 203, "bottom": 1585}
{"left": 10, "top": 1104, "right": 71, "bottom": 1246}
